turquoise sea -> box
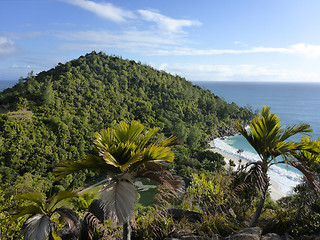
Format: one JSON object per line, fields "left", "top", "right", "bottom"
{"left": 194, "top": 81, "right": 320, "bottom": 194}
{"left": 1, "top": 79, "right": 319, "bottom": 194}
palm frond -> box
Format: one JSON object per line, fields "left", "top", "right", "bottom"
{"left": 136, "top": 127, "right": 159, "bottom": 149}
{"left": 55, "top": 207, "right": 80, "bottom": 234}
{"left": 47, "top": 191, "right": 78, "bottom": 212}
{"left": 288, "top": 161, "right": 320, "bottom": 197}
{"left": 12, "top": 205, "right": 45, "bottom": 221}
{"left": 99, "top": 174, "right": 138, "bottom": 224}
{"left": 103, "top": 141, "right": 141, "bottom": 170}
{"left": 21, "top": 214, "right": 51, "bottom": 240}
{"left": 54, "top": 154, "right": 119, "bottom": 180}
{"left": 15, "top": 192, "right": 45, "bottom": 210}
{"left": 134, "top": 161, "right": 185, "bottom": 196}
{"left": 116, "top": 120, "right": 145, "bottom": 143}
{"left": 280, "top": 124, "right": 312, "bottom": 142}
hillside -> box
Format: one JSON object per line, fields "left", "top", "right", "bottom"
{"left": 0, "top": 51, "right": 253, "bottom": 193}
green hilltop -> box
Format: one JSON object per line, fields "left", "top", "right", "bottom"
{"left": 1, "top": 52, "right": 320, "bottom": 239}
{"left": 0, "top": 51, "right": 253, "bottom": 193}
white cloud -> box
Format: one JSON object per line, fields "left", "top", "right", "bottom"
{"left": 289, "top": 43, "right": 320, "bottom": 59}
{"left": 0, "top": 37, "right": 19, "bottom": 58}
{"left": 138, "top": 9, "right": 202, "bottom": 32}
{"left": 155, "top": 63, "right": 320, "bottom": 82}
{"left": 54, "top": 29, "right": 186, "bottom": 55}
{"left": 62, "top": 0, "right": 135, "bottom": 23}
{"left": 144, "top": 44, "right": 320, "bottom": 59}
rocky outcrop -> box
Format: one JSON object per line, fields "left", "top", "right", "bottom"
{"left": 261, "top": 233, "right": 284, "bottom": 240}
{"left": 216, "top": 125, "right": 238, "bottom": 138}
{"left": 164, "top": 229, "right": 220, "bottom": 240}
{"left": 227, "top": 227, "right": 262, "bottom": 240}
{"left": 163, "top": 227, "right": 320, "bottom": 240}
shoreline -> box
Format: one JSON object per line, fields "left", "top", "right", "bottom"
{"left": 211, "top": 147, "right": 286, "bottom": 201}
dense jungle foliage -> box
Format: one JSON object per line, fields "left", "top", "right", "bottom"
{"left": 0, "top": 51, "right": 253, "bottom": 195}
{"left": 1, "top": 52, "right": 320, "bottom": 239}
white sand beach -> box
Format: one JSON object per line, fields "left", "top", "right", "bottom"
{"left": 211, "top": 147, "right": 286, "bottom": 201}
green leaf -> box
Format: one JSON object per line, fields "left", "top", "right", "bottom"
{"left": 16, "top": 192, "right": 45, "bottom": 211}
{"left": 47, "top": 191, "right": 78, "bottom": 212}
{"left": 11, "top": 205, "right": 45, "bottom": 221}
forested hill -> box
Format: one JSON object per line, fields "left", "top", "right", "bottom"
{"left": 0, "top": 51, "right": 253, "bottom": 193}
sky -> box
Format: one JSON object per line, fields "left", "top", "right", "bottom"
{"left": 2, "top": 0, "right": 320, "bottom": 82}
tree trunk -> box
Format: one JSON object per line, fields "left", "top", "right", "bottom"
{"left": 250, "top": 180, "right": 269, "bottom": 227}
{"left": 249, "top": 193, "right": 266, "bottom": 227}
{"left": 123, "top": 221, "right": 131, "bottom": 240}
{"left": 49, "top": 232, "right": 55, "bottom": 240}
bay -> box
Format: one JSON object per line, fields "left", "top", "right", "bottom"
{"left": 193, "top": 81, "right": 320, "bottom": 194}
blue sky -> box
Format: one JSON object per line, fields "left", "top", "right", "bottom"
{"left": 1, "top": 0, "right": 320, "bottom": 82}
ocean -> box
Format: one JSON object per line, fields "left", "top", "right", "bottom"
{"left": 1, "top": 79, "right": 319, "bottom": 194}
{"left": 193, "top": 81, "right": 320, "bottom": 195}
{"left": 0, "top": 80, "right": 18, "bottom": 91}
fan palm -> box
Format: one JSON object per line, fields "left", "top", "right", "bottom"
{"left": 12, "top": 191, "right": 79, "bottom": 240}
{"left": 235, "top": 106, "right": 313, "bottom": 227}
{"left": 54, "top": 120, "right": 180, "bottom": 240}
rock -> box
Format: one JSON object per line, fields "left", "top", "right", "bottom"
{"left": 216, "top": 125, "right": 238, "bottom": 138}
{"left": 168, "top": 229, "right": 218, "bottom": 240}
{"left": 229, "top": 227, "right": 262, "bottom": 240}
{"left": 262, "top": 233, "right": 284, "bottom": 240}
{"left": 166, "top": 208, "right": 202, "bottom": 222}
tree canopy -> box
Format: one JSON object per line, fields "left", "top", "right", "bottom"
{"left": 0, "top": 51, "right": 253, "bottom": 194}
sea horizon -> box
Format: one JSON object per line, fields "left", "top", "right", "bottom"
{"left": 196, "top": 80, "right": 320, "bottom": 196}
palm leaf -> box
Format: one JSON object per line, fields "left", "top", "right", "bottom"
{"left": 135, "top": 161, "right": 185, "bottom": 196}
{"left": 21, "top": 214, "right": 51, "bottom": 240}
{"left": 55, "top": 207, "right": 80, "bottom": 233}
{"left": 129, "top": 145, "right": 174, "bottom": 172}
{"left": 116, "top": 121, "right": 145, "bottom": 143}
{"left": 280, "top": 124, "right": 312, "bottom": 142}
{"left": 105, "top": 141, "right": 141, "bottom": 169}
{"left": 15, "top": 192, "right": 45, "bottom": 211}
{"left": 288, "top": 161, "right": 320, "bottom": 197}
{"left": 99, "top": 174, "right": 138, "bottom": 224}
{"left": 12, "top": 205, "right": 45, "bottom": 221}
{"left": 54, "top": 154, "right": 119, "bottom": 180}
{"left": 47, "top": 191, "right": 78, "bottom": 212}
{"left": 136, "top": 127, "right": 160, "bottom": 149}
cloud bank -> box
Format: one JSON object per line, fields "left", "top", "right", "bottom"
{"left": 0, "top": 37, "right": 19, "bottom": 58}
{"left": 138, "top": 10, "right": 202, "bottom": 32}
{"left": 62, "top": 0, "right": 135, "bottom": 23}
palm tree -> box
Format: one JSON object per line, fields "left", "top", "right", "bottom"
{"left": 54, "top": 120, "right": 181, "bottom": 240}
{"left": 235, "top": 106, "right": 314, "bottom": 227}
{"left": 12, "top": 191, "right": 79, "bottom": 240}
{"left": 285, "top": 136, "right": 320, "bottom": 196}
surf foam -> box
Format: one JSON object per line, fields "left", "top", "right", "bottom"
{"left": 211, "top": 137, "right": 302, "bottom": 195}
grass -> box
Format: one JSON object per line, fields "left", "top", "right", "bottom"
{"left": 7, "top": 109, "right": 33, "bottom": 121}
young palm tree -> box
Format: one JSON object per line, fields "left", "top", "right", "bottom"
{"left": 12, "top": 191, "right": 79, "bottom": 240}
{"left": 235, "top": 106, "right": 314, "bottom": 227}
{"left": 54, "top": 120, "right": 180, "bottom": 240}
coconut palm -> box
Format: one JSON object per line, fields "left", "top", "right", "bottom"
{"left": 12, "top": 191, "right": 79, "bottom": 240}
{"left": 235, "top": 106, "right": 314, "bottom": 227}
{"left": 54, "top": 120, "right": 181, "bottom": 240}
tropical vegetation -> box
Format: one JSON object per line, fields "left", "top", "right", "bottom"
{"left": 235, "top": 106, "right": 320, "bottom": 227}
{"left": 0, "top": 52, "right": 320, "bottom": 239}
